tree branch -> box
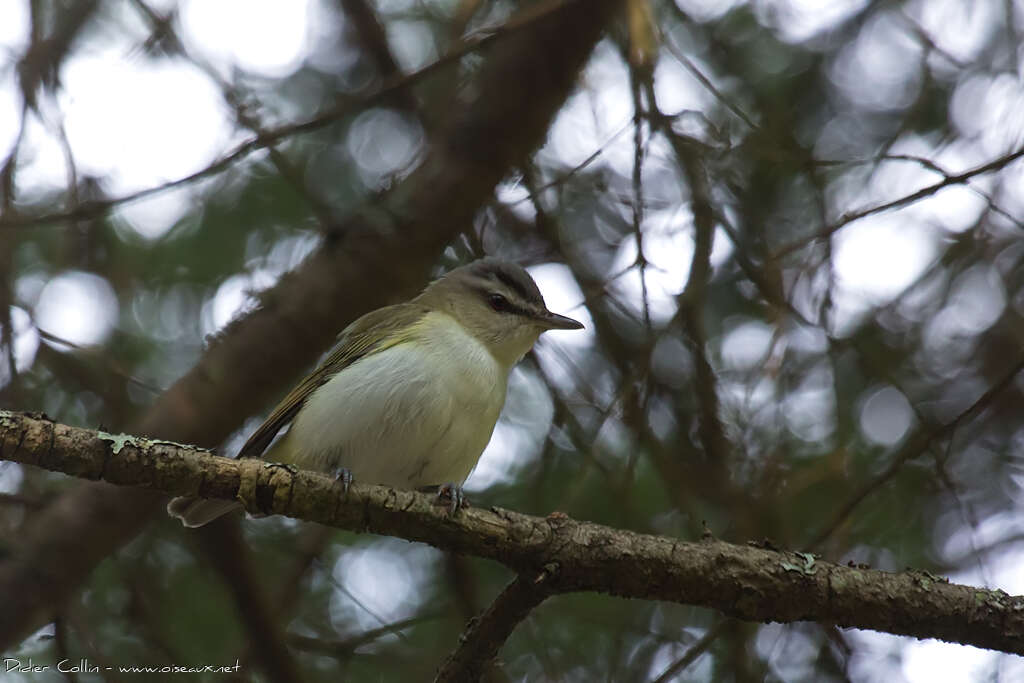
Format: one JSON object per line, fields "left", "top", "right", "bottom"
{"left": 435, "top": 570, "right": 554, "bottom": 682}
{"left": 3, "top": 410, "right": 1023, "bottom": 656}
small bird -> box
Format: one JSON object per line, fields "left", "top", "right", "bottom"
{"left": 168, "top": 258, "right": 583, "bottom": 527}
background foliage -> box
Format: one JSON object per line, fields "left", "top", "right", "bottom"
{"left": 2, "top": 0, "right": 1024, "bottom": 680}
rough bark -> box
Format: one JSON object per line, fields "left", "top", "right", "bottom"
{"left": 3, "top": 410, "right": 1022, "bottom": 656}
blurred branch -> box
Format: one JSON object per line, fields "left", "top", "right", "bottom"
{"left": 1, "top": 0, "right": 605, "bottom": 231}
{"left": 18, "top": 0, "right": 100, "bottom": 107}
{"left": 0, "top": 98, "right": 26, "bottom": 405}
{"left": 650, "top": 619, "right": 729, "bottom": 683}
{"left": 36, "top": 328, "right": 162, "bottom": 396}
{"left": 55, "top": 608, "right": 124, "bottom": 683}
{"left": 508, "top": 119, "right": 633, "bottom": 209}
{"left": 445, "top": 554, "right": 483, "bottom": 638}
{"left": 0, "top": 492, "right": 43, "bottom": 508}
{"left": 230, "top": 525, "right": 335, "bottom": 674}
{"left": 271, "top": 525, "right": 335, "bottom": 617}
{"left": 651, "top": 105, "right": 731, "bottom": 483}
{"left": 524, "top": 169, "right": 708, "bottom": 520}
{"left": 0, "top": 115, "right": 309, "bottom": 229}
{"left": 120, "top": 563, "right": 187, "bottom": 667}
{"left": 131, "top": 0, "right": 339, "bottom": 227}
{"left": 337, "top": 0, "right": 414, "bottom": 110}
{"left": 625, "top": 18, "right": 653, "bottom": 332}
{"left": 896, "top": 10, "right": 969, "bottom": 69}
{"left": 192, "top": 522, "right": 302, "bottom": 683}
{"left": 435, "top": 569, "right": 555, "bottom": 683}
{"left": 53, "top": 616, "right": 85, "bottom": 683}
{"left": 816, "top": 153, "right": 1024, "bottom": 231}
{"left": 287, "top": 615, "right": 435, "bottom": 658}
{"left": 773, "top": 144, "right": 1024, "bottom": 259}
{"left": 661, "top": 32, "right": 757, "bottom": 131}
{"left": 807, "top": 355, "right": 1024, "bottom": 549}
{"left": 4, "top": 410, "right": 1024, "bottom": 656}
{"left": 0, "top": 0, "right": 620, "bottom": 652}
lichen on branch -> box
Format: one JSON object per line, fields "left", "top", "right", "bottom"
{"left": 2, "top": 409, "right": 1023, "bottom": 656}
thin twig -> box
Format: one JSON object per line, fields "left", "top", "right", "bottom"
{"left": 773, "top": 145, "right": 1024, "bottom": 259}
{"left": 807, "top": 356, "right": 1024, "bottom": 549}
{"left": 287, "top": 614, "right": 439, "bottom": 658}
{"left": 651, "top": 620, "right": 729, "bottom": 683}
{"left": 653, "top": 107, "right": 731, "bottom": 474}
{"left": 434, "top": 568, "right": 555, "bottom": 683}
{"left": 1, "top": 0, "right": 592, "bottom": 230}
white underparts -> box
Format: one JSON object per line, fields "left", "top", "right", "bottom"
{"left": 268, "top": 311, "right": 510, "bottom": 488}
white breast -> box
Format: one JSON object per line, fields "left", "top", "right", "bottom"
{"left": 271, "top": 312, "right": 509, "bottom": 488}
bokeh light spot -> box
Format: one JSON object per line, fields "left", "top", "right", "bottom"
{"left": 35, "top": 272, "right": 118, "bottom": 346}
{"left": 859, "top": 386, "right": 913, "bottom": 446}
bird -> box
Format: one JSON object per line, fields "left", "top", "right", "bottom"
{"left": 168, "top": 258, "right": 583, "bottom": 527}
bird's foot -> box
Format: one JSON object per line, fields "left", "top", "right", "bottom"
{"left": 434, "top": 482, "right": 468, "bottom": 514}
{"left": 332, "top": 467, "right": 353, "bottom": 494}
{"left": 263, "top": 462, "right": 298, "bottom": 474}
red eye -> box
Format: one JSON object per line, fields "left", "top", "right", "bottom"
{"left": 488, "top": 294, "right": 510, "bottom": 312}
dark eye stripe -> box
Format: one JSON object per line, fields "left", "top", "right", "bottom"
{"left": 491, "top": 269, "right": 535, "bottom": 304}
{"left": 471, "top": 261, "right": 543, "bottom": 307}
{"left": 473, "top": 286, "right": 532, "bottom": 317}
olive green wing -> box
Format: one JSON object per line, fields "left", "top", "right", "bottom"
{"left": 235, "top": 302, "right": 429, "bottom": 460}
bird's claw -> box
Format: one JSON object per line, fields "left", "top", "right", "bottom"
{"left": 333, "top": 467, "right": 353, "bottom": 494}
{"left": 435, "top": 482, "right": 467, "bottom": 514}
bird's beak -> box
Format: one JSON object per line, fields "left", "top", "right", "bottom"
{"left": 536, "top": 310, "right": 584, "bottom": 330}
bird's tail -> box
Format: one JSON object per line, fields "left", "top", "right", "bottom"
{"left": 167, "top": 496, "right": 242, "bottom": 528}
